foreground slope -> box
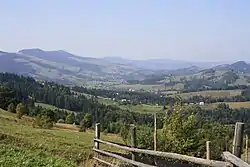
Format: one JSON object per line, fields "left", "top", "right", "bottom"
{"left": 0, "top": 109, "right": 122, "bottom": 167}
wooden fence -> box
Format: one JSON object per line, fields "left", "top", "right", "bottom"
{"left": 93, "top": 122, "right": 250, "bottom": 167}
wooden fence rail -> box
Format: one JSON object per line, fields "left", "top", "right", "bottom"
{"left": 223, "top": 152, "right": 250, "bottom": 167}
{"left": 94, "top": 138, "right": 230, "bottom": 167}
{"left": 93, "top": 122, "right": 250, "bottom": 167}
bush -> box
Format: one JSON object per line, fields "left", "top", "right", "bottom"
{"left": 7, "top": 103, "right": 15, "bottom": 113}
{"left": 79, "top": 125, "right": 86, "bottom": 132}
{"left": 16, "top": 103, "right": 26, "bottom": 119}
{"left": 79, "top": 113, "right": 92, "bottom": 132}
{"left": 57, "top": 119, "right": 65, "bottom": 123}
{"left": 65, "top": 113, "right": 75, "bottom": 124}
{"left": 33, "top": 116, "right": 53, "bottom": 129}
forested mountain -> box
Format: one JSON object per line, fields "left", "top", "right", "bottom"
{"left": 0, "top": 72, "right": 164, "bottom": 133}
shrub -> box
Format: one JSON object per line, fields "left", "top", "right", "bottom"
{"left": 65, "top": 113, "right": 75, "bottom": 124}
{"left": 57, "top": 119, "right": 65, "bottom": 123}
{"left": 33, "top": 115, "right": 53, "bottom": 129}
{"left": 7, "top": 103, "right": 15, "bottom": 113}
{"left": 79, "top": 113, "right": 92, "bottom": 132}
{"left": 16, "top": 103, "right": 26, "bottom": 119}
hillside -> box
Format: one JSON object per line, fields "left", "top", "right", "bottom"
{"left": 102, "top": 57, "right": 223, "bottom": 70}
{"left": 2, "top": 72, "right": 250, "bottom": 166}
{"left": 118, "top": 61, "right": 250, "bottom": 92}
{"left": 1, "top": 49, "right": 250, "bottom": 92}
{"left": 0, "top": 49, "right": 149, "bottom": 87}
{"left": 0, "top": 72, "right": 162, "bottom": 133}
{"left": 0, "top": 109, "right": 122, "bottom": 167}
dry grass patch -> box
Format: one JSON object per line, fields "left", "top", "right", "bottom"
{"left": 0, "top": 108, "right": 124, "bottom": 166}
{"left": 204, "top": 101, "right": 250, "bottom": 109}
{"left": 180, "top": 90, "right": 242, "bottom": 98}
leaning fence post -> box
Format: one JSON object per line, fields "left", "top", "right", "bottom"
{"left": 206, "top": 141, "right": 211, "bottom": 160}
{"left": 232, "top": 122, "right": 245, "bottom": 158}
{"left": 245, "top": 134, "right": 248, "bottom": 162}
{"left": 95, "top": 123, "right": 100, "bottom": 149}
{"left": 131, "top": 124, "right": 136, "bottom": 161}
{"left": 154, "top": 112, "right": 157, "bottom": 151}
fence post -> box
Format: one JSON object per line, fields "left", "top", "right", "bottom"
{"left": 232, "top": 122, "right": 244, "bottom": 158}
{"left": 154, "top": 112, "right": 157, "bottom": 151}
{"left": 95, "top": 123, "right": 100, "bottom": 149}
{"left": 246, "top": 134, "right": 248, "bottom": 162}
{"left": 131, "top": 124, "right": 136, "bottom": 161}
{"left": 206, "top": 141, "right": 211, "bottom": 160}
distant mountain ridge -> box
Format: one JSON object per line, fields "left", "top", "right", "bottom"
{"left": 0, "top": 49, "right": 146, "bottom": 86}
{"left": 102, "top": 56, "right": 226, "bottom": 70}
{"left": 212, "top": 61, "right": 250, "bottom": 73}
{"left": 0, "top": 48, "right": 250, "bottom": 87}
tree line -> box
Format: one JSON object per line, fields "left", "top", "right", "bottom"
{"left": 72, "top": 86, "right": 176, "bottom": 105}
{"left": 0, "top": 73, "right": 162, "bottom": 133}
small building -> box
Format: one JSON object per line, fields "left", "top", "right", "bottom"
{"left": 199, "top": 102, "right": 205, "bottom": 105}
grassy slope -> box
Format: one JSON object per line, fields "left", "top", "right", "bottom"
{"left": 97, "top": 97, "right": 163, "bottom": 113}
{"left": 180, "top": 90, "right": 242, "bottom": 98}
{"left": 35, "top": 102, "right": 73, "bottom": 113}
{"left": 204, "top": 101, "right": 250, "bottom": 109}
{"left": 0, "top": 109, "right": 123, "bottom": 167}
{"left": 118, "top": 104, "right": 163, "bottom": 113}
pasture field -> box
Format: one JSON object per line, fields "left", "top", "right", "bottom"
{"left": 35, "top": 102, "right": 73, "bottom": 113}
{"left": 180, "top": 90, "right": 242, "bottom": 98}
{"left": 115, "top": 84, "right": 161, "bottom": 91}
{"left": 118, "top": 103, "right": 163, "bottom": 113}
{"left": 97, "top": 97, "right": 163, "bottom": 113}
{"left": 116, "top": 83, "right": 184, "bottom": 92}
{"left": 0, "top": 109, "right": 123, "bottom": 167}
{"left": 204, "top": 101, "right": 250, "bottom": 109}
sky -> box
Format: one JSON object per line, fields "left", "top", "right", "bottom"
{"left": 1, "top": 0, "right": 250, "bottom": 61}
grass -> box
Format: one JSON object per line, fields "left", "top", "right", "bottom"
{"left": 97, "top": 97, "right": 163, "bottom": 113}
{"left": 0, "top": 109, "right": 123, "bottom": 166}
{"left": 118, "top": 104, "right": 163, "bottom": 113}
{"left": 35, "top": 102, "right": 73, "bottom": 113}
{"left": 0, "top": 145, "right": 76, "bottom": 167}
{"left": 115, "top": 84, "right": 160, "bottom": 91}
{"left": 115, "top": 83, "right": 185, "bottom": 92}
{"left": 204, "top": 101, "right": 250, "bottom": 109}
{"left": 180, "top": 90, "right": 242, "bottom": 98}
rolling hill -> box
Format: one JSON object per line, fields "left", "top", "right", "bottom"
{"left": 121, "top": 61, "right": 250, "bottom": 92}
{"left": 102, "top": 57, "right": 224, "bottom": 70}
{"left": 0, "top": 49, "right": 150, "bottom": 87}
{"left": 1, "top": 48, "right": 250, "bottom": 91}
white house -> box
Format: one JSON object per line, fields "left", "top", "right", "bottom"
{"left": 199, "top": 102, "right": 205, "bottom": 105}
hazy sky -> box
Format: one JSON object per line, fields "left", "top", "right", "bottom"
{"left": 1, "top": 0, "right": 250, "bottom": 61}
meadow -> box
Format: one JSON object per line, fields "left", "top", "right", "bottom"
{"left": 0, "top": 109, "right": 123, "bottom": 167}
{"left": 204, "top": 101, "right": 250, "bottom": 109}
{"left": 180, "top": 90, "right": 242, "bottom": 98}
{"left": 35, "top": 102, "right": 73, "bottom": 113}
{"left": 97, "top": 97, "right": 163, "bottom": 113}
